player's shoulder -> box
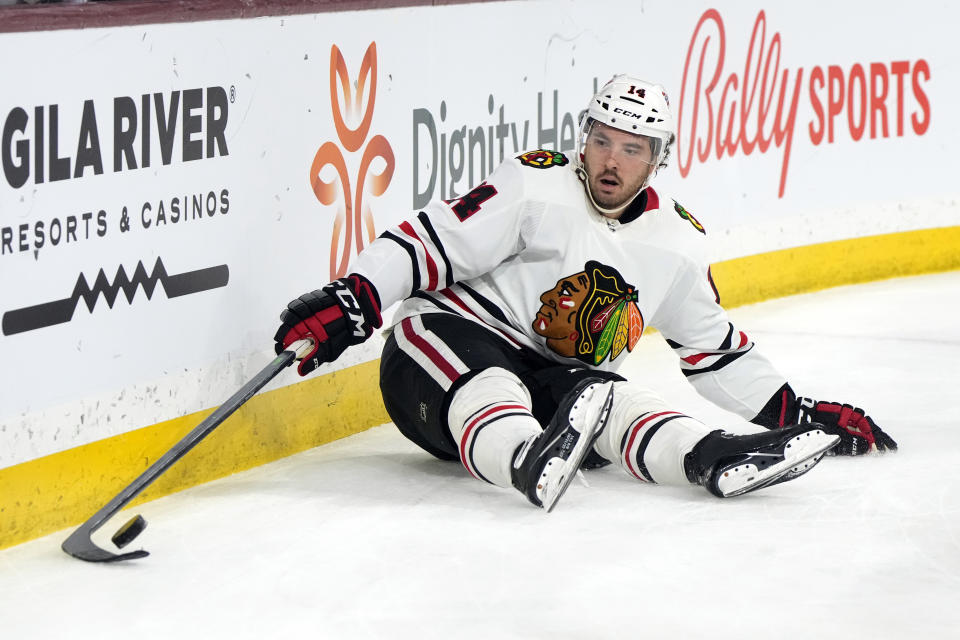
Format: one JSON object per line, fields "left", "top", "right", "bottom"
{"left": 639, "top": 187, "right": 709, "bottom": 258}
{"left": 446, "top": 150, "right": 578, "bottom": 219}
{"left": 644, "top": 187, "right": 707, "bottom": 236}
{"left": 644, "top": 187, "right": 707, "bottom": 239}
{"left": 500, "top": 149, "right": 582, "bottom": 200}
{"left": 513, "top": 149, "right": 573, "bottom": 172}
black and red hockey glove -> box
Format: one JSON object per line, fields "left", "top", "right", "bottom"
{"left": 792, "top": 398, "right": 897, "bottom": 455}
{"left": 273, "top": 274, "right": 382, "bottom": 376}
{"left": 753, "top": 384, "right": 897, "bottom": 455}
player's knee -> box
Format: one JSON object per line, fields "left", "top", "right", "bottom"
{"left": 607, "top": 381, "right": 672, "bottom": 431}
{"left": 447, "top": 367, "right": 532, "bottom": 439}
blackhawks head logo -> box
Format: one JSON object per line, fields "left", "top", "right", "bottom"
{"left": 517, "top": 149, "right": 569, "bottom": 169}
{"left": 532, "top": 261, "right": 644, "bottom": 365}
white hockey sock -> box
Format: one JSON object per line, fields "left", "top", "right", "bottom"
{"left": 593, "top": 381, "right": 714, "bottom": 485}
{"left": 446, "top": 367, "right": 541, "bottom": 488}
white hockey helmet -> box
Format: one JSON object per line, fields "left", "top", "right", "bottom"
{"left": 576, "top": 75, "right": 676, "bottom": 210}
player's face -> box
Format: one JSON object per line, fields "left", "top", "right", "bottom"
{"left": 583, "top": 123, "right": 655, "bottom": 213}
{"left": 533, "top": 271, "right": 590, "bottom": 356}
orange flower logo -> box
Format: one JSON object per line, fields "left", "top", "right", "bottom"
{"left": 309, "top": 42, "right": 395, "bottom": 279}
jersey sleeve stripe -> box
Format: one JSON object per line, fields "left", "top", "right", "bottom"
{"left": 681, "top": 352, "right": 713, "bottom": 365}
{"left": 665, "top": 322, "right": 754, "bottom": 375}
{"left": 437, "top": 287, "right": 474, "bottom": 316}
{"left": 438, "top": 287, "right": 525, "bottom": 348}
{"left": 412, "top": 291, "right": 458, "bottom": 315}
{"left": 381, "top": 231, "right": 422, "bottom": 295}
{"left": 458, "top": 282, "right": 514, "bottom": 327}
{"left": 679, "top": 348, "right": 752, "bottom": 377}
{"left": 707, "top": 266, "right": 720, "bottom": 303}
{"left": 718, "top": 323, "right": 734, "bottom": 350}
{"left": 399, "top": 221, "right": 439, "bottom": 290}
{"left": 417, "top": 211, "right": 455, "bottom": 289}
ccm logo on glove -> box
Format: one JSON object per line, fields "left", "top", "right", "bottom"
{"left": 274, "top": 274, "right": 382, "bottom": 376}
{"left": 329, "top": 280, "right": 367, "bottom": 338}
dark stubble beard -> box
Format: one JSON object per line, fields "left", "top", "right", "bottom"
{"left": 589, "top": 167, "right": 650, "bottom": 209}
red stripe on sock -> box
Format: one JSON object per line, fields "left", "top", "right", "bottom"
{"left": 459, "top": 403, "right": 529, "bottom": 479}
{"left": 622, "top": 411, "right": 680, "bottom": 480}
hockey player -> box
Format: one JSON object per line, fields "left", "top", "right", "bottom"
{"left": 275, "top": 75, "right": 897, "bottom": 511}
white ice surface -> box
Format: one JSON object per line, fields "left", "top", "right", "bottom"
{"left": 2, "top": 272, "right": 959, "bottom": 639}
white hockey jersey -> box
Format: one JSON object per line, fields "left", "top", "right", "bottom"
{"left": 353, "top": 150, "right": 786, "bottom": 420}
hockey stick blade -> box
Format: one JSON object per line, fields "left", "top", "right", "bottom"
{"left": 61, "top": 339, "right": 315, "bottom": 563}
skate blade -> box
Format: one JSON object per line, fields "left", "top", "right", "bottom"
{"left": 717, "top": 431, "right": 839, "bottom": 498}
{"left": 542, "top": 383, "right": 614, "bottom": 513}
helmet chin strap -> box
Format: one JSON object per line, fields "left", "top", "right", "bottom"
{"left": 576, "top": 166, "right": 647, "bottom": 219}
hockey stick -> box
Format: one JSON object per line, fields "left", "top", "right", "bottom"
{"left": 61, "top": 338, "right": 315, "bottom": 563}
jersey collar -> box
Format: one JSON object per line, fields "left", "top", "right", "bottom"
{"left": 616, "top": 187, "right": 660, "bottom": 224}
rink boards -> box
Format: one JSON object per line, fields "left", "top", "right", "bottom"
{"left": 1, "top": 0, "right": 958, "bottom": 548}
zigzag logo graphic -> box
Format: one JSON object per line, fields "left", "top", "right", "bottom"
{"left": 2, "top": 257, "right": 229, "bottom": 336}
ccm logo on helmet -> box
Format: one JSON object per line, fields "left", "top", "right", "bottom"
{"left": 613, "top": 107, "right": 644, "bottom": 120}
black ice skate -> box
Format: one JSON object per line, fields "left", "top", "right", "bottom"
{"left": 684, "top": 424, "right": 840, "bottom": 498}
{"left": 511, "top": 378, "right": 615, "bottom": 512}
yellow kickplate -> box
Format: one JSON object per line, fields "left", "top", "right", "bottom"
{"left": 0, "top": 359, "right": 388, "bottom": 550}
